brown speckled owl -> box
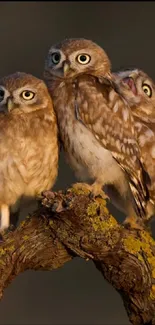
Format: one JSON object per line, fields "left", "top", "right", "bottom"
{"left": 0, "top": 72, "right": 58, "bottom": 230}
{"left": 114, "top": 69, "right": 155, "bottom": 219}
{"left": 44, "top": 38, "right": 150, "bottom": 227}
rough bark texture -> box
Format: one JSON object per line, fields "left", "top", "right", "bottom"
{"left": 0, "top": 187, "right": 155, "bottom": 325}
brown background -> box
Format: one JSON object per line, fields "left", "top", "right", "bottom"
{"left": 0, "top": 2, "right": 155, "bottom": 324}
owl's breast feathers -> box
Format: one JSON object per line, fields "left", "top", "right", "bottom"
{"left": 0, "top": 108, "right": 58, "bottom": 203}
{"left": 72, "top": 74, "right": 150, "bottom": 219}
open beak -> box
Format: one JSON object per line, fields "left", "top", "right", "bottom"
{"left": 122, "top": 76, "right": 137, "bottom": 95}
{"left": 63, "top": 61, "right": 70, "bottom": 77}
{"left": 7, "top": 98, "right": 14, "bottom": 112}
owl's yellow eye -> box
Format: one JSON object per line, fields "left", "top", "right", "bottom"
{"left": 76, "top": 54, "right": 91, "bottom": 65}
{"left": 142, "top": 84, "right": 152, "bottom": 98}
{"left": 21, "top": 91, "right": 35, "bottom": 100}
{"left": 51, "top": 52, "right": 61, "bottom": 64}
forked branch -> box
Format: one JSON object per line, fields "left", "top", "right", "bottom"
{"left": 0, "top": 187, "right": 154, "bottom": 325}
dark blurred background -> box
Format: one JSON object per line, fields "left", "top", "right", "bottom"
{"left": 0, "top": 1, "right": 155, "bottom": 324}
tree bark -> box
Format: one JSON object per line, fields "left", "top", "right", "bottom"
{"left": 0, "top": 187, "right": 155, "bottom": 325}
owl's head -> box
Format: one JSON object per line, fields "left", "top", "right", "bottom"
{"left": 0, "top": 72, "right": 52, "bottom": 114}
{"left": 44, "top": 38, "right": 111, "bottom": 80}
{"left": 114, "top": 69, "right": 155, "bottom": 122}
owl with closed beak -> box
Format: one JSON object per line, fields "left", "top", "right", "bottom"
{"left": 44, "top": 38, "right": 150, "bottom": 228}
{"left": 0, "top": 72, "right": 58, "bottom": 231}
{"left": 114, "top": 69, "right": 155, "bottom": 219}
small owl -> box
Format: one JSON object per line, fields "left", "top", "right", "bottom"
{"left": 0, "top": 72, "right": 58, "bottom": 230}
{"left": 44, "top": 38, "right": 150, "bottom": 227}
{"left": 114, "top": 69, "right": 155, "bottom": 219}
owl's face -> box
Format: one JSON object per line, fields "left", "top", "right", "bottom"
{"left": 44, "top": 38, "right": 111, "bottom": 80}
{"left": 114, "top": 69, "right": 155, "bottom": 121}
{"left": 0, "top": 72, "right": 51, "bottom": 114}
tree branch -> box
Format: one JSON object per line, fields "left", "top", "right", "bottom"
{"left": 0, "top": 187, "right": 155, "bottom": 325}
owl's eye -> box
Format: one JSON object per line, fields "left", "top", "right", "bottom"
{"left": 51, "top": 52, "right": 61, "bottom": 64}
{"left": 0, "top": 89, "right": 4, "bottom": 102}
{"left": 76, "top": 54, "right": 91, "bottom": 65}
{"left": 142, "top": 84, "right": 152, "bottom": 98}
{"left": 21, "top": 90, "right": 35, "bottom": 100}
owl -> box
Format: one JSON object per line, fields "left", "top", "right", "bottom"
{"left": 0, "top": 72, "right": 58, "bottom": 231}
{"left": 44, "top": 38, "right": 150, "bottom": 228}
{"left": 114, "top": 69, "right": 155, "bottom": 219}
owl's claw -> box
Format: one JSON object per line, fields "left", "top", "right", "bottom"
{"left": 123, "top": 215, "right": 144, "bottom": 230}
{"left": 90, "top": 182, "right": 109, "bottom": 201}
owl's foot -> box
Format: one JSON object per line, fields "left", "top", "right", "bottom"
{"left": 123, "top": 215, "right": 144, "bottom": 230}
{"left": 72, "top": 182, "right": 92, "bottom": 195}
{"left": 90, "top": 182, "right": 109, "bottom": 200}
{"left": 72, "top": 182, "right": 108, "bottom": 200}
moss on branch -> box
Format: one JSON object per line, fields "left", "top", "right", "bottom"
{"left": 0, "top": 187, "right": 154, "bottom": 325}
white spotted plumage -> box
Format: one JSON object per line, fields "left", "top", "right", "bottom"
{"left": 44, "top": 38, "right": 150, "bottom": 226}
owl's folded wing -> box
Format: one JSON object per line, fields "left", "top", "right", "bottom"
{"left": 73, "top": 74, "right": 150, "bottom": 219}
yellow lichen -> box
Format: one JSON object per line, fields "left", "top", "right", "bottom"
{"left": 137, "top": 254, "right": 143, "bottom": 262}
{"left": 148, "top": 257, "right": 155, "bottom": 268}
{"left": 69, "top": 187, "right": 90, "bottom": 196}
{"left": 22, "top": 235, "right": 29, "bottom": 241}
{"left": 141, "top": 230, "right": 155, "bottom": 245}
{"left": 0, "top": 248, "right": 6, "bottom": 257}
{"left": 150, "top": 285, "right": 155, "bottom": 300}
{"left": 6, "top": 245, "right": 15, "bottom": 252}
{"left": 90, "top": 215, "right": 117, "bottom": 232}
{"left": 20, "top": 220, "right": 26, "bottom": 228}
{"left": 20, "top": 245, "right": 25, "bottom": 252}
{"left": 49, "top": 220, "right": 53, "bottom": 226}
{"left": 87, "top": 202, "right": 99, "bottom": 217}
{"left": 152, "top": 269, "right": 155, "bottom": 279}
{"left": 123, "top": 236, "right": 141, "bottom": 254}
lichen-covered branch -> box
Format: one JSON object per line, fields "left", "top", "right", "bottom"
{"left": 0, "top": 188, "right": 155, "bottom": 325}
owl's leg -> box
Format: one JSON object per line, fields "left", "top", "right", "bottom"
{"left": 123, "top": 197, "right": 145, "bottom": 230}
{"left": 0, "top": 204, "right": 10, "bottom": 231}
{"left": 107, "top": 180, "right": 144, "bottom": 230}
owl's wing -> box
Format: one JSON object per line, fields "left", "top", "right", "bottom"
{"left": 73, "top": 74, "right": 150, "bottom": 219}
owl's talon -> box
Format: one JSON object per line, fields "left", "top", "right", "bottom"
{"left": 90, "top": 183, "right": 109, "bottom": 201}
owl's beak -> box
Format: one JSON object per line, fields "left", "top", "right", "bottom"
{"left": 7, "top": 98, "right": 14, "bottom": 112}
{"left": 63, "top": 61, "right": 70, "bottom": 77}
